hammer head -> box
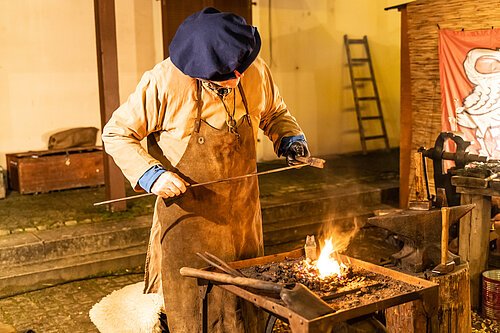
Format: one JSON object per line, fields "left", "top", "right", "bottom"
{"left": 431, "top": 261, "right": 455, "bottom": 275}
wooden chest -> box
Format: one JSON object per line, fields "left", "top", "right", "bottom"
{"left": 6, "top": 146, "right": 105, "bottom": 194}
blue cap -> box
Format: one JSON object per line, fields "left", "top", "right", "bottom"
{"left": 169, "top": 7, "right": 261, "bottom": 81}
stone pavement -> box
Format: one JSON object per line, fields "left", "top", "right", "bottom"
{"left": 0, "top": 272, "right": 143, "bottom": 333}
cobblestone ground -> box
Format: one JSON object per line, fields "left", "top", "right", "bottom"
{"left": 0, "top": 273, "right": 143, "bottom": 333}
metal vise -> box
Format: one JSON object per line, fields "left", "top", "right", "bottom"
{"left": 419, "top": 132, "right": 487, "bottom": 207}
{"left": 368, "top": 204, "right": 475, "bottom": 272}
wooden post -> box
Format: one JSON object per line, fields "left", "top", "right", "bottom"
{"left": 386, "top": 264, "right": 471, "bottom": 333}
{"left": 409, "top": 152, "right": 432, "bottom": 210}
{"left": 459, "top": 193, "right": 491, "bottom": 309}
{"left": 429, "top": 264, "right": 471, "bottom": 332}
{"left": 395, "top": 4, "right": 412, "bottom": 209}
{"left": 0, "top": 167, "right": 5, "bottom": 199}
{"left": 94, "top": 0, "right": 126, "bottom": 212}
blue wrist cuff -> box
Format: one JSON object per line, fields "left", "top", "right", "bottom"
{"left": 138, "top": 165, "right": 167, "bottom": 192}
{"left": 278, "top": 135, "right": 307, "bottom": 157}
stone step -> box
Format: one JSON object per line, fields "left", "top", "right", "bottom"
{"left": 0, "top": 244, "right": 146, "bottom": 298}
{"left": 1, "top": 217, "right": 150, "bottom": 267}
{"left": 0, "top": 182, "right": 397, "bottom": 266}
{"left": 0, "top": 183, "right": 398, "bottom": 297}
{"left": 260, "top": 182, "right": 397, "bottom": 223}
{"left": 263, "top": 203, "right": 395, "bottom": 248}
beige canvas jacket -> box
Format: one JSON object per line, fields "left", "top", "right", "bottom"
{"left": 102, "top": 56, "right": 304, "bottom": 189}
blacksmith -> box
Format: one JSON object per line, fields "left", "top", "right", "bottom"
{"left": 102, "top": 7, "right": 308, "bottom": 332}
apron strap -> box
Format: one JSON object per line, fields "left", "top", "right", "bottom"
{"left": 196, "top": 80, "right": 251, "bottom": 133}
{"left": 237, "top": 83, "right": 252, "bottom": 126}
{"left": 195, "top": 79, "right": 203, "bottom": 133}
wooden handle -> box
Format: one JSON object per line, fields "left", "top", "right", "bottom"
{"left": 414, "top": 152, "right": 425, "bottom": 201}
{"left": 180, "top": 267, "right": 283, "bottom": 294}
{"left": 441, "top": 207, "right": 450, "bottom": 265}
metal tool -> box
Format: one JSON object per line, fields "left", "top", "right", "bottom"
{"left": 93, "top": 156, "right": 326, "bottom": 206}
{"left": 295, "top": 156, "right": 325, "bottom": 168}
{"left": 483, "top": 172, "right": 500, "bottom": 188}
{"left": 196, "top": 252, "right": 245, "bottom": 277}
{"left": 180, "top": 267, "right": 334, "bottom": 320}
{"left": 418, "top": 131, "right": 488, "bottom": 207}
{"left": 194, "top": 252, "right": 335, "bottom": 319}
{"left": 432, "top": 207, "right": 455, "bottom": 275}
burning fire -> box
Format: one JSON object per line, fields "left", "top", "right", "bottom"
{"left": 316, "top": 238, "right": 344, "bottom": 279}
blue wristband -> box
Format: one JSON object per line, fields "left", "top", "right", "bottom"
{"left": 138, "top": 165, "right": 167, "bottom": 192}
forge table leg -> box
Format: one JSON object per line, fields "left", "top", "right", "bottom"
{"left": 288, "top": 316, "right": 309, "bottom": 333}
{"left": 264, "top": 315, "right": 278, "bottom": 333}
{"left": 199, "top": 282, "right": 212, "bottom": 333}
{"left": 459, "top": 193, "right": 491, "bottom": 309}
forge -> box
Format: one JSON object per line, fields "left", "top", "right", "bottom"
{"left": 183, "top": 247, "right": 438, "bottom": 333}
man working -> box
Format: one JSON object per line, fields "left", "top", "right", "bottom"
{"left": 102, "top": 7, "right": 308, "bottom": 332}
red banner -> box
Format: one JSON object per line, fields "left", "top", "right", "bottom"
{"left": 439, "top": 29, "right": 500, "bottom": 158}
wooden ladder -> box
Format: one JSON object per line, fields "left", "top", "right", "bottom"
{"left": 344, "top": 35, "right": 390, "bottom": 154}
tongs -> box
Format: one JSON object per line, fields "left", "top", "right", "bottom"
{"left": 196, "top": 251, "right": 245, "bottom": 277}
{"left": 182, "top": 251, "right": 335, "bottom": 320}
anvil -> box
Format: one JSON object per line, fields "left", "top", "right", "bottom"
{"left": 367, "top": 204, "right": 475, "bottom": 272}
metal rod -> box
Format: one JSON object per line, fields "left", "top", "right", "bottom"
{"left": 196, "top": 253, "right": 235, "bottom": 276}
{"left": 94, "top": 163, "right": 308, "bottom": 206}
{"left": 203, "top": 252, "right": 245, "bottom": 277}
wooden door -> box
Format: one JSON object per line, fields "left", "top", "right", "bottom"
{"left": 160, "top": 0, "right": 253, "bottom": 59}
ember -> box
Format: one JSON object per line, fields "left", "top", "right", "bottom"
{"left": 240, "top": 255, "right": 422, "bottom": 310}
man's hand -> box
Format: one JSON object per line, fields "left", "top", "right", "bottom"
{"left": 151, "top": 171, "right": 189, "bottom": 198}
{"left": 285, "top": 141, "right": 310, "bottom": 166}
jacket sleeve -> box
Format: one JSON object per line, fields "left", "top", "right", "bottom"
{"left": 102, "top": 71, "right": 163, "bottom": 190}
{"left": 258, "top": 61, "right": 305, "bottom": 154}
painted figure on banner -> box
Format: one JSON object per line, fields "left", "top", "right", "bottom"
{"left": 454, "top": 48, "right": 500, "bottom": 158}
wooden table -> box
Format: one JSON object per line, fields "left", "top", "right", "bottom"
{"left": 452, "top": 175, "right": 498, "bottom": 309}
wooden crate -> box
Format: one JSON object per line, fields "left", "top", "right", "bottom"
{"left": 6, "top": 146, "right": 105, "bottom": 194}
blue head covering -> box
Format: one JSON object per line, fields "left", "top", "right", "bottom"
{"left": 169, "top": 7, "right": 261, "bottom": 81}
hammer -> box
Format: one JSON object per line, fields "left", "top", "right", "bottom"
{"left": 431, "top": 207, "right": 455, "bottom": 275}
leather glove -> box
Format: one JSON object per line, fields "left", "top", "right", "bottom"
{"left": 285, "top": 141, "right": 310, "bottom": 166}
{"left": 151, "top": 171, "right": 189, "bottom": 198}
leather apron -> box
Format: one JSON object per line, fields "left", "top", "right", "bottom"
{"left": 145, "top": 81, "right": 265, "bottom": 332}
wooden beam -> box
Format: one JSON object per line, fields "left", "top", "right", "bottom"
{"left": 94, "top": 0, "right": 126, "bottom": 212}
{"left": 399, "top": 5, "right": 412, "bottom": 209}
{"left": 384, "top": 1, "right": 415, "bottom": 11}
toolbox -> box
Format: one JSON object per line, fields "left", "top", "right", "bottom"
{"left": 6, "top": 146, "right": 104, "bottom": 194}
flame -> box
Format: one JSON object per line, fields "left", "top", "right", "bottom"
{"left": 316, "top": 238, "right": 342, "bottom": 278}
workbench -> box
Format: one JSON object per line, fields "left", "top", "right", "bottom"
{"left": 451, "top": 175, "right": 498, "bottom": 309}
